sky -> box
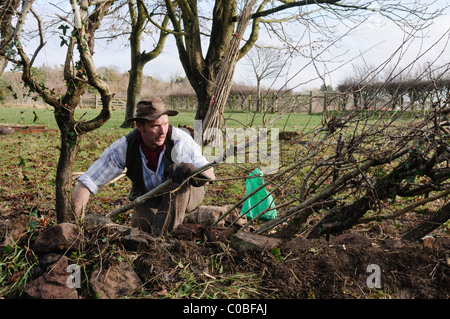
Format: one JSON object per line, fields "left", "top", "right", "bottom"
{"left": 30, "top": 0, "right": 450, "bottom": 93}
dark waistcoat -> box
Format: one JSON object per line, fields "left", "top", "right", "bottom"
{"left": 125, "top": 127, "right": 174, "bottom": 200}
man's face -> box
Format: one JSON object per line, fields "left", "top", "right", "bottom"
{"left": 136, "top": 115, "right": 169, "bottom": 149}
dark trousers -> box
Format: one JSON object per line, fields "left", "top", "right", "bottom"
{"left": 131, "top": 183, "right": 205, "bottom": 236}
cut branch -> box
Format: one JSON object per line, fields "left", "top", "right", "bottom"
{"left": 358, "top": 188, "right": 450, "bottom": 224}
{"left": 401, "top": 202, "right": 450, "bottom": 241}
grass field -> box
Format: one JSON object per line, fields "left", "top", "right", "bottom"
{"left": 0, "top": 106, "right": 325, "bottom": 132}
{"left": 0, "top": 106, "right": 323, "bottom": 216}
{"left": 0, "top": 106, "right": 311, "bottom": 219}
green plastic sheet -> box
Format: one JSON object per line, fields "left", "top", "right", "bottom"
{"left": 241, "top": 168, "right": 277, "bottom": 221}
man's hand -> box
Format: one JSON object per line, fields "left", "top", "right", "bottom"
{"left": 168, "top": 162, "right": 211, "bottom": 187}
{"left": 72, "top": 182, "right": 91, "bottom": 217}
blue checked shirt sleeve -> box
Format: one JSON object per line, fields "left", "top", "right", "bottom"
{"left": 77, "top": 136, "right": 127, "bottom": 194}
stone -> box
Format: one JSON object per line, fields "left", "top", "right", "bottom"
{"left": 329, "top": 233, "right": 375, "bottom": 248}
{"left": 121, "top": 235, "right": 148, "bottom": 250}
{"left": 230, "top": 231, "right": 283, "bottom": 252}
{"left": 187, "top": 205, "right": 246, "bottom": 228}
{"left": 38, "top": 253, "right": 65, "bottom": 268}
{"left": 0, "top": 215, "right": 29, "bottom": 247}
{"left": 172, "top": 224, "right": 237, "bottom": 242}
{"left": 383, "top": 238, "right": 405, "bottom": 250}
{"left": 90, "top": 262, "right": 142, "bottom": 299}
{"left": 0, "top": 126, "right": 15, "bottom": 135}
{"left": 83, "top": 213, "right": 115, "bottom": 226}
{"left": 119, "top": 228, "right": 155, "bottom": 250}
{"left": 278, "top": 131, "right": 301, "bottom": 141}
{"left": 33, "top": 222, "right": 81, "bottom": 253}
{"left": 423, "top": 236, "right": 450, "bottom": 250}
{"left": 23, "top": 256, "right": 78, "bottom": 299}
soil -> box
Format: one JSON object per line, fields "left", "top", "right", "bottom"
{"left": 1, "top": 194, "right": 449, "bottom": 299}
{"left": 264, "top": 233, "right": 449, "bottom": 298}
{"left": 130, "top": 229, "right": 450, "bottom": 299}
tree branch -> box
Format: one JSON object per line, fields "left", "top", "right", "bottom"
{"left": 401, "top": 201, "right": 450, "bottom": 241}
{"left": 358, "top": 188, "right": 450, "bottom": 224}
{"left": 241, "top": 0, "right": 341, "bottom": 21}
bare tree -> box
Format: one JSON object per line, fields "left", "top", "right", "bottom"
{"left": 120, "top": 0, "right": 170, "bottom": 128}
{"left": 156, "top": 0, "right": 444, "bottom": 138}
{"left": 9, "top": 0, "right": 116, "bottom": 222}
{"left": 0, "top": 0, "right": 20, "bottom": 76}
{"left": 244, "top": 44, "right": 286, "bottom": 112}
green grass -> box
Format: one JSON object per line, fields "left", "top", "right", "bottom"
{"left": 0, "top": 105, "right": 320, "bottom": 220}
{"left": 0, "top": 107, "right": 129, "bottom": 130}
{"left": 0, "top": 239, "right": 37, "bottom": 297}
{"left": 0, "top": 106, "right": 323, "bottom": 131}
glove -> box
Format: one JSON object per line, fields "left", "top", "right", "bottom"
{"left": 168, "top": 162, "right": 210, "bottom": 187}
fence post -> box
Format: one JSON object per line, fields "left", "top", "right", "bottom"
{"left": 308, "top": 91, "right": 312, "bottom": 115}
{"left": 272, "top": 93, "right": 276, "bottom": 113}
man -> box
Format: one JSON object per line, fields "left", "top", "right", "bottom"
{"left": 72, "top": 98, "right": 215, "bottom": 236}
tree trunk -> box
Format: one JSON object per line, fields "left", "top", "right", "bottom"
{"left": 121, "top": 0, "right": 169, "bottom": 127}
{"left": 121, "top": 0, "right": 143, "bottom": 128}
{"left": 166, "top": 0, "right": 237, "bottom": 124}
{"left": 256, "top": 80, "right": 261, "bottom": 112}
{"left": 54, "top": 109, "right": 80, "bottom": 223}
{"left": 164, "top": 0, "right": 265, "bottom": 125}
{"left": 121, "top": 61, "right": 143, "bottom": 128}
{"left": 194, "top": 80, "right": 216, "bottom": 121}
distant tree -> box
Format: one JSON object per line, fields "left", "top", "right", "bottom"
{"left": 320, "top": 84, "right": 333, "bottom": 92}
{"left": 244, "top": 45, "right": 286, "bottom": 112}
{"left": 121, "top": 0, "right": 170, "bottom": 128}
